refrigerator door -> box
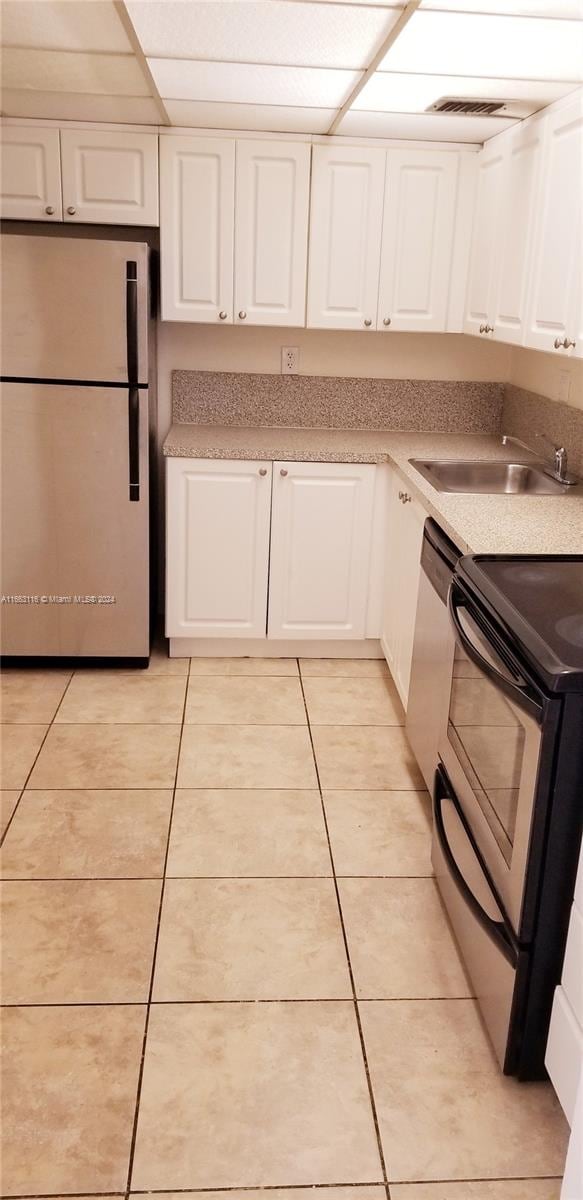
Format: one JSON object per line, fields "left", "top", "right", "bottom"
{"left": 0, "top": 382, "right": 149, "bottom": 657}
{"left": 1, "top": 235, "right": 149, "bottom": 385}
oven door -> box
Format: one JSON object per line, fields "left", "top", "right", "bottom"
{"left": 439, "top": 579, "right": 549, "bottom": 939}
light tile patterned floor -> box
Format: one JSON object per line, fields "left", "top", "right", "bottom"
{"left": 0, "top": 650, "right": 568, "bottom": 1198}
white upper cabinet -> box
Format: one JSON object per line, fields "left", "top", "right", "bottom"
{"left": 463, "top": 138, "right": 507, "bottom": 337}
{"left": 0, "top": 126, "right": 62, "bottom": 221}
{"left": 307, "top": 144, "right": 386, "bottom": 331}
{"left": 160, "top": 135, "right": 235, "bottom": 323}
{"left": 377, "top": 149, "right": 459, "bottom": 332}
{"left": 268, "top": 461, "right": 376, "bottom": 640}
{"left": 492, "top": 116, "right": 544, "bottom": 345}
{"left": 525, "top": 91, "right": 583, "bottom": 358}
{"left": 234, "top": 140, "right": 310, "bottom": 327}
{"left": 60, "top": 129, "right": 158, "bottom": 226}
{"left": 166, "top": 457, "right": 272, "bottom": 639}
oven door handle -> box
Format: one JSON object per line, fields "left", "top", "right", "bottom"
{"left": 448, "top": 583, "right": 542, "bottom": 721}
{"left": 434, "top": 766, "right": 518, "bottom": 967}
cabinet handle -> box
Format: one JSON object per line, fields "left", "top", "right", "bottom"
{"left": 364, "top": 318, "right": 372, "bottom": 327}
{"left": 45, "top": 205, "right": 55, "bottom": 215}
{"left": 280, "top": 468, "right": 288, "bottom": 477}
{"left": 383, "top": 317, "right": 391, "bottom": 327}
{"left": 238, "top": 310, "right": 247, "bottom": 320}
{"left": 258, "top": 467, "right": 267, "bottom": 476}
{"left": 66, "top": 205, "right": 76, "bottom": 215}
{"left": 219, "top": 310, "right": 228, "bottom": 320}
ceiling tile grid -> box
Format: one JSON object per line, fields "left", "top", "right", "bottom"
{"left": 1, "top": 0, "right": 582, "bottom": 145}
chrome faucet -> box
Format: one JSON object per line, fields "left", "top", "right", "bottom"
{"left": 501, "top": 433, "right": 578, "bottom": 486}
{"left": 534, "top": 433, "right": 571, "bottom": 483}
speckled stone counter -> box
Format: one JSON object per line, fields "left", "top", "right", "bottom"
{"left": 163, "top": 424, "right": 583, "bottom": 556}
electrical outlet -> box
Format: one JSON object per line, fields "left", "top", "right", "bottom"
{"left": 558, "top": 370, "right": 571, "bottom": 404}
{"left": 281, "top": 346, "right": 299, "bottom": 375}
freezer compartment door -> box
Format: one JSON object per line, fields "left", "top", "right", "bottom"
{"left": 1, "top": 383, "right": 149, "bottom": 657}
{"left": 1, "top": 235, "right": 149, "bottom": 384}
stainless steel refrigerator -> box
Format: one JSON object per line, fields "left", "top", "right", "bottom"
{"left": 1, "top": 233, "right": 155, "bottom": 660}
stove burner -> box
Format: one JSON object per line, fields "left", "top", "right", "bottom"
{"left": 556, "top": 614, "right": 583, "bottom": 649}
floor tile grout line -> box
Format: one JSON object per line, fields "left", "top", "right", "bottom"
{"left": 0, "top": 672, "right": 76, "bottom": 847}
{"left": 0, "top": 874, "right": 437, "bottom": 882}
{"left": 0, "top": 995, "right": 477, "bottom": 1008}
{"left": 5, "top": 1174, "right": 564, "bottom": 1200}
{"left": 297, "top": 662, "right": 392, "bottom": 1200}
{"left": 123, "top": 653, "right": 192, "bottom": 1200}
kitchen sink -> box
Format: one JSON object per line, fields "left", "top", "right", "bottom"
{"left": 408, "top": 459, "right": 577, "bottom": 496}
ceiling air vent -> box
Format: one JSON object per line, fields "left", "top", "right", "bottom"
{"left": 428, "top": 97, "right": 507, "bottom": 115}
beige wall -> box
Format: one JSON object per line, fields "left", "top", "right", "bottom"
{"left": 157, "top": 323, "right": 512, "bottom": 443}
{"left": 509, "top": 346, "right": 583, "bottom": 412}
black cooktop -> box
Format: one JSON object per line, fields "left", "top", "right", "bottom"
{"left": 457, "top": 555, "right": 583, "bottom": 693}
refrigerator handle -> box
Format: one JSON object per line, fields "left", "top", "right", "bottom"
{"left": 128, "top": 386, "right": 140, "bottom": 503}
{"left": 126, "top": 262, "right": 140, "bottom": 502}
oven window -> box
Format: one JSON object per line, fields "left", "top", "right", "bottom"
{"left": 447, "top": 644, "right": 526, "bottom": 864}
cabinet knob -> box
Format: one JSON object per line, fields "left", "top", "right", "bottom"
{"left": 555, "top": 336, "right": 576, "bottom": 349}
{"left": 383, "top": 317, "right": 391, "bottom": 327}
{"left": 565, "top": 338, "right": 576, "bottom": 349}
{"left": 398, "top": 490, "right": 411, "bottom": 504}
{"left": 485, "top": 324, "right": 494, "bottom": 333}
{"left": 364, "top": 318, "right": 372, "bottom": 327}
{"left": 45, "top": 205, "right": 55, "bottom": 215}
{"left": 238, "top": 310, "right": 247, "bottom": 320}
{"left": 280, "top": 468, "right": 288, "bottom": 477}
{"left": 66, "top": 205, "right": 76, "bottom": 215}
{"left": 219, "top": 310, "right": 228, "bottom": 320}
{"left": 258, "top": 467, "right": 267, "bottom": 476}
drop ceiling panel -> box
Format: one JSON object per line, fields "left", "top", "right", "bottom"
{"left": 127, "top": 1, "right": 400, "bottom": 69}
{"left": 0, "top": 89, "right": 160, "bottom": 125}
{"left": 164, "top": 99, "right": 336, "bottom": 133}
{"left": 356, "top": 72, "right": 577, "bottom": 113}
{"left": 0, "top": 0, "right": 131, "bottom": 53}
{"left": 1, "top": 47, "right": 150, "bottom": 95}
{"left": 149, "top": 58, "right": 360, "bottom": 108}
{"left": 421, "top": 0, "right": 583, "bottom": 14}
{"left": 379, "top": 11, "right": 583, "bottom": 80}
{"left": 337, "top": 110, "right": 518, "bottom": 142}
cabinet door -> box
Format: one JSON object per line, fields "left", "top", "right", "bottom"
{"left": 307, "top": 145, "right": 385, "bottom": 331}
{"left": 60, "top": 129, "right": 158, "bottom": 226}
{"left": 463, "top": 139, "right": 507, "bottom": 337}
{"left": 526, "top": 93, "right": 583, "bottom": 356}
{"left": 166, "top": 458, "right": 271, "bottom": 638}
{"left": 160, "top": 135, "right": 235, "bottom": 323}
{"left": 268, "top": 461, "right": 376, "bottom": 640}
{"left": 381, "top": 476, "right": 425, "bottom": 708}
{"left": 235, "top": 140, "right": 310, "bottom": 327}
{"left": 0, "top": 125, "right": 62, "bottom": 220}
{"left": 492, "top": 117, "right": 544, "bottom": 345}
{"left": 377, "top": 149, "right": 458, "bottom": 332}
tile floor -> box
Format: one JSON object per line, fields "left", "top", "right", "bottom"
{"left": 0, "top": 648, "right": 568, "bottom": 1198}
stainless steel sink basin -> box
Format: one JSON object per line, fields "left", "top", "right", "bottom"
{"left": 409, "top": 459, "right": 575, "bottom": 496}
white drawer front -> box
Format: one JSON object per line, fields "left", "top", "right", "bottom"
{"left": 546, "top": 986, "right": 583, "bottom": 1125}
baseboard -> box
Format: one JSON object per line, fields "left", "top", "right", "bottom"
{"left": 169, "top": 637, "right": 383, "bottom": 659}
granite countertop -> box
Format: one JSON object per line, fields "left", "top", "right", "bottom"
{"left": 163, "top": 424, "right": 583, "bottom": 556}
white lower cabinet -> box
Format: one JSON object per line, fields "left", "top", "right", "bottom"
{"left": 268, "top": 461, "right": 376, "bottom": 640}
{"left": 166, "top": 456, "right": 379, "bottom": 647}
{"left": 381, "top": 471, "right": 425, "bottom": 708}
{"left": 166, "top": 457, "right": 272, "bottom": 638}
